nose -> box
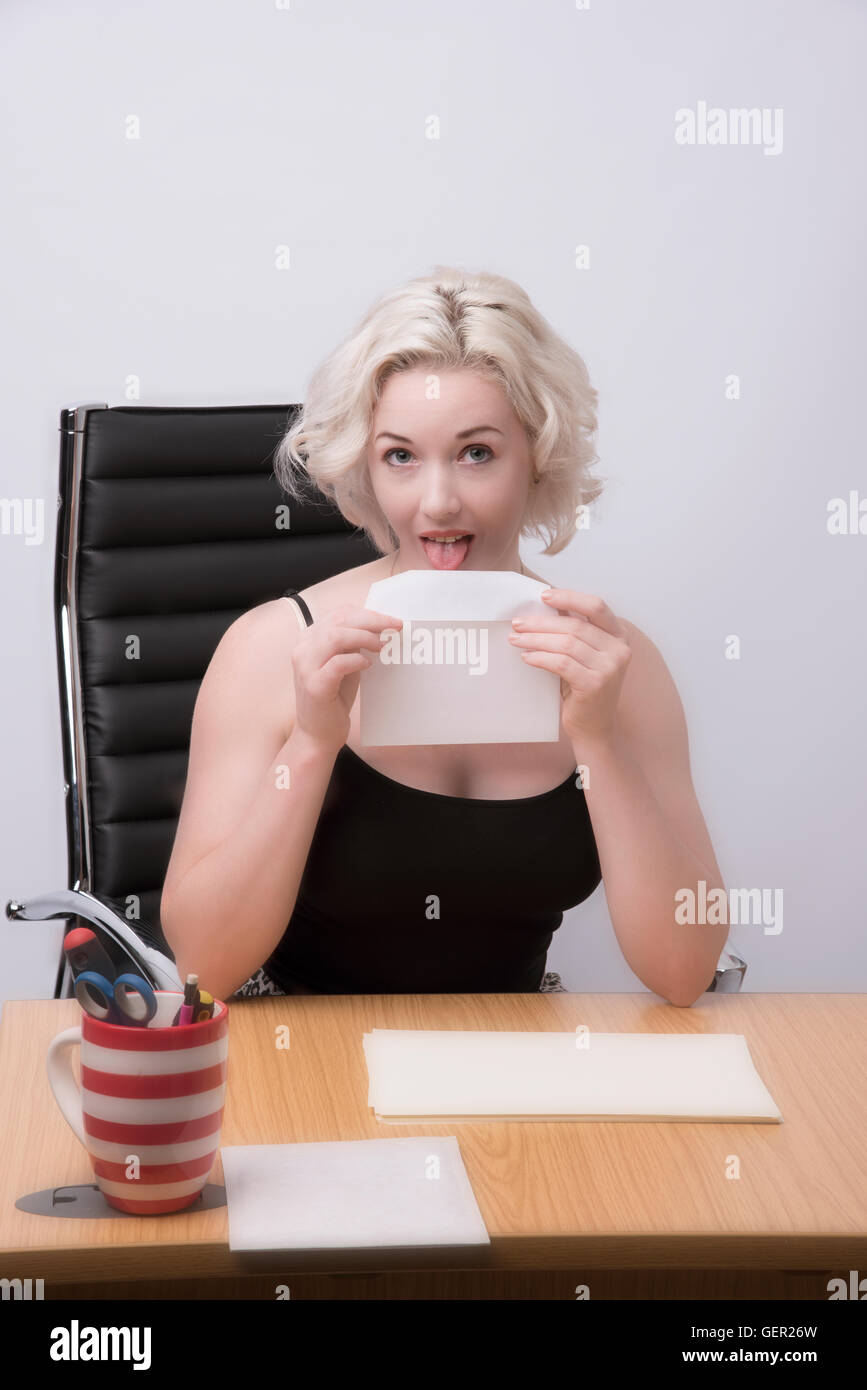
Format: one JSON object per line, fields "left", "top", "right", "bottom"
{"left": 419, "top": 461, "right": 463, "bottom": 522}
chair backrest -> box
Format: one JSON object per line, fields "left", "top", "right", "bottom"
{"left": 54, "top": 402, "right": 378, "bottom": 991}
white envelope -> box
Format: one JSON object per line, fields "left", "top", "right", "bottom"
{"left": 359, "top": 569, "right": 561, "bottom": 745}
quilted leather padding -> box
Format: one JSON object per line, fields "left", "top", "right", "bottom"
{"left": 67, "top": 404, "right": 379, "bottom": 960}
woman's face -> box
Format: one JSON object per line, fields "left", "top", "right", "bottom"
{"left": 367, "top": 367, "right": 533, "bottom": 572}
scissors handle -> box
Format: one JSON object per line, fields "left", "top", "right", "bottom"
{"left": 113, "top": 973, "right": 157, "bottom": 1025}
{"left": 74, "top": 969, "right": 156, "bottom": 1026}
{"left": 74, "top": 970, "right": 122, "bottom": 1023}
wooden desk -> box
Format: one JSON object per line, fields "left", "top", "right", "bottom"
{"left": 1, "top": 993, "right": 865, "bottom": 1300}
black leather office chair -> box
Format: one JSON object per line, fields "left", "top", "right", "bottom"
{"left": 6, "top": 401, "right": 746, "bottom": 999}
{"left": 5, "top": 402, "right": 379, "bottom": 1000}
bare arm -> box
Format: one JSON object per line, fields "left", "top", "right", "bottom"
{"left": 160, "top": 603, "right": 337, "bottom": 1001}
{"left": 162, "top": 733, "right": 337, "bottom": 1004}
{"left": 160, "top": 598, "right": 399, "bottom": 1002}
{"left": 581, "top": 620, "right": 729, "bottom": 1007}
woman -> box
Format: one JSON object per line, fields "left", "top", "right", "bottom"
{"left": 161, "top": 267, "right": 728, "bottom": 1005}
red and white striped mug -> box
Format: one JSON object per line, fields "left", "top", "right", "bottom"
{"left": 46, "top": 990, "right": 229, "bottom": 1214}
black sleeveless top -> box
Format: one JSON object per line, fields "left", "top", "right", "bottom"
{"left": 263, "top": 588, "right": 602, "bottom": 993}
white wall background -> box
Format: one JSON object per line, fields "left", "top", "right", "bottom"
{"left": 1, "top": 0, "right": 865, "bottom": 1016}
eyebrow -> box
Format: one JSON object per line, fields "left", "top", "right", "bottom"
{"left": 374, "top": 425, "right": 505, "bottom": 443}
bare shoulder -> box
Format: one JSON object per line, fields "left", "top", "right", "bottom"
{"left": 616, "top": 616, "right": 691, "bottom": 759}
{"left": 293, "top": 556, "right": 389, "bottom": 622}
{"left": 194, "top": 599, "right": 301, "bottom": 741}
{"left": 619, "top": 616, "right": 671, "bottom": 676}
{"left": 209, "top": 559, "right": 387, "bottom": 741}
{"left": 219, "top": 550, "right": 382, "bottom": 661}
{"left": 214, "top": 596, "right": 301, "bottom": 670}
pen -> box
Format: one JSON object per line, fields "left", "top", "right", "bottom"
{"left": 178, "top": 973, "right": 198, "bottom": 1026}
{"left": 172, "top": 977, "right": 215, "bottom": 1024}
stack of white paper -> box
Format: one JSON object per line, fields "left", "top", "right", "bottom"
{"left": 363, "top": 1030, "right": 783, "bottom": 1124}
{"left": 220, "top": 1137, "right": 490, "bottom": 1251}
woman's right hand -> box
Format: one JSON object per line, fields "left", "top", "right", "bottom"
{"left": 290, "top": 605, "right": 404, "bottom": 753}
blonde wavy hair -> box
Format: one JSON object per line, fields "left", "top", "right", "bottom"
{"left": 273, "top": 265, "right": 604, "bottom": 557}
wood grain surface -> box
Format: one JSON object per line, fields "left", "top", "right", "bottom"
{"left": 1, "top": 991, "right": 865, "bottom": 1297}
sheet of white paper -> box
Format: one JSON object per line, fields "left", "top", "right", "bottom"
{"left": 220, "top": 1136, "right": 490, "bottom": 1251}
{"left": 360, "top": 570, "right": 561, "bottom": 745}
{"left": 363, "top": 1030, "right": 783, "bottom": 1123}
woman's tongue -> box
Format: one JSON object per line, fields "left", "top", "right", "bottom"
{"left": 421, "top": 535, "right": 473, "bottom": 569}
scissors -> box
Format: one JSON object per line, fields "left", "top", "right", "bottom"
{"left": 74, "top": 970, "right": 158, "bottom": 1027}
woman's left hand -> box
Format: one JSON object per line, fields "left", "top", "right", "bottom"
{"left": 508, "top": 588, "right": 632, "bottom": 748}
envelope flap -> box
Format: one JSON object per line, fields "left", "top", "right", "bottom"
{"left": 365, "top": 569, "right": 550, "bottom": 621}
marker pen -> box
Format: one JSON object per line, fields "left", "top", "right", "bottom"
{"left": 179, "top": 972, "right": 198, "bottom": 1026}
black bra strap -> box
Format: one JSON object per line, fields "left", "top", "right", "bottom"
{"left": 283, "top": 588, "right": 314, "bottom": 626}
